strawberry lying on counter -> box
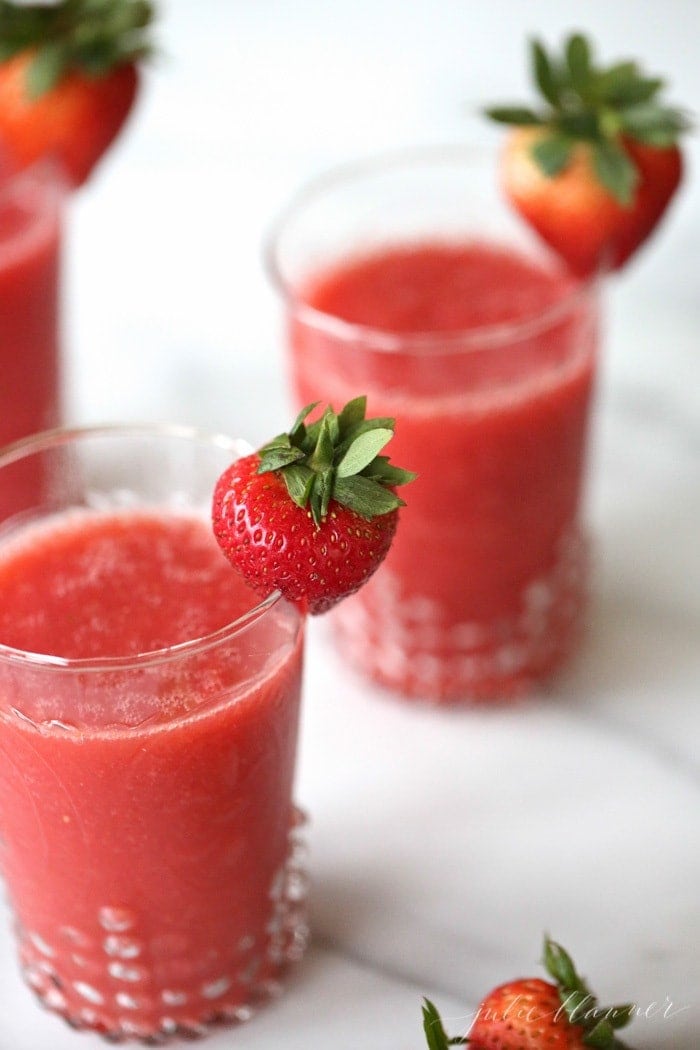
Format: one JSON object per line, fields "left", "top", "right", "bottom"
{"left": 423, "top": 937, "right": 637, "bottom": 1049}
{"left": 212, "top": 397, "right": 416, "bottom": 614}
{"left": 486, "top": 33, "right": 691, "bottom": 275}
{"left": 0, "top": 0, "right": 154, "bottom": 185}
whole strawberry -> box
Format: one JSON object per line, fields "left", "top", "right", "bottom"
{"left": 486, "top": 34, "right": 690, "bottom": 275}
{"left": 423, "top": 937, "right": 636, "bottom": 1049}
{"left": 212, "top": 398, "right": 416, "bottom": 615}
{"left": 0, "top": 0, "right": 154, "bottom": 186}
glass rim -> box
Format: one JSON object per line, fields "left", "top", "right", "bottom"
{"left": 0, "top": 422, "right": 288, "bottom": 673}
{"left": 263, "top": 143, "right": 601, "bottom": 354}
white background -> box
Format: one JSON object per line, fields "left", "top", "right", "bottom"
{"left": 2, "top": 1, "right": 699, "bottom": 1047}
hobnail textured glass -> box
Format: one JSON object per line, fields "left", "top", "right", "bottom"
{"left": 0, "top": 425, "right": 308, "bottom": 1042}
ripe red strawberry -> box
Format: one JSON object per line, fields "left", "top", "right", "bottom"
{"left": 212, "top": 398, "right": 416, "bottom": 615}
{"left": 0, "top": 0, "right": 154, "bottom": 186}
{"left": 422, "top": 937, "right": 636, "bottom": 1049}
{"left": 486, "top": 34, "right": 690, "bottom": 275}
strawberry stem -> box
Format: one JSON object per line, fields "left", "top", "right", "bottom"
{"left": 0, "top": 0, "right": 155, "bottom": 97}
{"left": 422, "top": 999, "right": 464, "bottom": 1050}
{"left": 485, "top": 32, "right": 692, "bottom": 203}
{"left": 257, "top": 398, "right": 416, "bottom": 527}
{"left": 542, "top": 937, "right": 636, "bottom": 1048}
{"left": 421, "top": 940, "right": 638, "bottom": 1049}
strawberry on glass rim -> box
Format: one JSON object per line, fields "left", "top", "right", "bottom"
{"left": 212, "top": 397, "right": 416, "bottom": 615}
{"left": 486, "top": 33, "right": 691, "bottom": 275}
{"left": 0, "top": 0, "right": 154, "bottom": 186}
{"left": 423, "top": 936, "right": 637, "bottom": 1049}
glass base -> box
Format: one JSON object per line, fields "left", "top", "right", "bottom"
{"left": 333, "top": 529, "right": 590, "bottom": 703}
{"left": 16, "top": 812, "right": 309, "bottom": 1044}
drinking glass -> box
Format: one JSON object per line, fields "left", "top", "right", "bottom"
{"left": 267, "top": 147, "right": 600, "bottom": 702}
{"left": 0, "top": 425, "right": 307, "bottom": 1041}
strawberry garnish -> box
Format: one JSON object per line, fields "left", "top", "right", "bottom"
{"left": 486, "top": 34, "right": 691, "bottom": 275}
{"left": 0, "top": 0, "right": 154, "bottom": 186}
{"left": 212, "top": 398, "right": 416, "bottom": 615}
{"left": 423, "top": 937, "right": 636, "bottom": 1048}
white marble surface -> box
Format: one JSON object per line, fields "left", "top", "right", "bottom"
{"left": 1, "top": 1, "right": 699, "bottom": 1046}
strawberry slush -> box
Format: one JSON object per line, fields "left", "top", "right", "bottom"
{"left": 0, "top": 161, "right": 63, "bottom": 523}
{"left": 0, "top": 508, "right": 305, "bottom": 1039}
{"left": 0, "top": 161, "right": 62, "bottom": 445}
{"left": 289, "top": 242, "right": 598, "bottom": 700}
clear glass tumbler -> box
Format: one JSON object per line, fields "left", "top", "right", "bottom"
{"left": 0, "top": 425, "right": 307, "bottom": 1042}
{"left": 267, "top": 147, "right": 600, "bottom": 702}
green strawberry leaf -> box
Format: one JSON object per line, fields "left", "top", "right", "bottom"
{"left": 308, "top": 483, "right": 323, "bottom": 527}
{"left": 531, "top": 38, "right": 561, "bottom": 107}
{"left": 289, "top": 401, "right": 319, "bottom": 440}
{"left": 544, "top": 938, "right": 589, "bottom": 993}
{"left": 334, "top": 475, "right": 405, "bottom": 519}
{"left": 556, "top": 111, "right": 599, "bottom": 139}
{"left": 281, "top": 463, "right": 314, "bottom": 509}
{"left": 531, "top": 134, "right": 573, "bottom": 177}
{"left": 596, "top": 63, "right": 664, "bottom": 107}
{"left": 341, "top": 416, "right": 395, "bottom": 442}
{"left": 619, "top": 103, "right": 690, "bottom": 146}
{"left": 583, "top": 1018, "right": 616, "bottom": 1047}
{"left": 309, "top": 412, "right": 335, "bottom": 472}
{"left": 261, "top": 433, "right": 293, "bottom": 451}
{"left": 606, "top": 1004, "right": 634, "bottom": 1029}
{"left": 325, "top": 406, "right": 340, "bottom": 446}
{"left": 337, "top": 394, "right": 367, "bottom": 435}
{"left": 0, "top": 40, "right": 24, "bottom": 61}
{"left": 26, "top": 41, "right": 69, "bottom": 99}
{"left": 302, "top": 417, "right": 321, "bottom": 448}
{"left": 307, "top": 470, "right": 332, "bottom": 527}
{"left": 100, "top": 0, "right": 153, "bottom": 35}
{"left": 317, "top": 467, "right": 335, "bottom": 521}
{"left": 421, "top": 999, "right": 453, "bottom": 1050}
{"left": 594, "top": 61, "right": 640, "bottom": 104}
{"left": 336, "top": 428, "right": 394, "bottom": 477}
{"left": 336, "top": 416, "right": 396, "bottom": 459}
{"left": 592, "top": 139, "right": 639, "bottom": 205}
{"left": 257, "top": 445, "right": 306, "bottom": 473}
{"left": 565, "top": 33, "right": 592, "bottom": 93}
{"left": 483, "top": 106, "right": 544, "bottom": 126}
{"left": 0, "top": 1, "right": 54, "bottom": 51}
{"left": 563, "top": 989, "right": 597, "bottom": 1024}
{"left": 614, "top": 76, "right": 665, "bottom": 106}
{"left": 361, "top": 456, "right": 417, "bottom": 487}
